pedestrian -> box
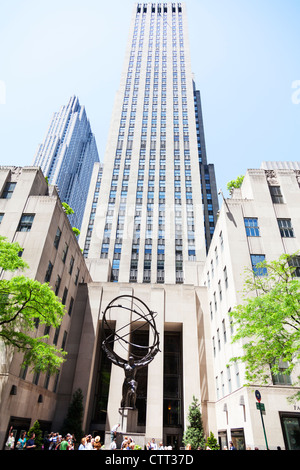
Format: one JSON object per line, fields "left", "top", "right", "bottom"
{"left": 25, "top": 432, "right": 36, "bottom": 450}
{"left": 16, "top": 431, "right": 27, "bottom": 450}
{"left": 149, "top": 438, "right": 157, "bottom": 450}
{"left": 111, "top": 423, "right": 120, "bottom": 442}
{"left": 67, "top": 434, "right": 75, "bottom": 450}
{"left": 110, "top": 438, "right": 117, "bottom": 450}
{"left": 85, "top": 435, "right": 94, "bottom": 450}
{"left": 229, "top": 441, "right": 237, "bottom": 450}
{"left": 43, "top": 434, "right": 51, "bottom": 450}
{"left": 93, "top": 436, "right": 101, "bottom": 450}
{"left": 78, "top": 437, "right": 87, "bottom": 450}
{"left": 55, "top": 435, "right": 62, "bottom": 450}
{"left": 49, "top": 432, "right": 58, "bottom": 450}
{"left": 59, "top": 436, "right": 69, "bottom": 450}
{"left": 5, "top": 427, "right": 15, "bottom": 450}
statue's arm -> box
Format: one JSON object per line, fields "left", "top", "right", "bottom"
{"left": 136, "top": 346, "right": 159, "bottom": 368}
{"left": 102, "top": 343, "right": 124, "bottom": 367}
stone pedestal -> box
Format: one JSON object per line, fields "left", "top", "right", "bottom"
{"left": 119, "top": 407, "right": 138, "bottom": 433}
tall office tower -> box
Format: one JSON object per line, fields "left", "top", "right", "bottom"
{"left": 87, "top": 2, "right": 218, "bottom": 286}
{"left": 193, "top": 84, "right": 219, "bottom": 251}
{"left": 33, "top": 96, "right": 100, "bottom": 231}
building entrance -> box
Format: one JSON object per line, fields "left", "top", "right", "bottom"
{"left": 165, "top": 433, "right": 180, "bottom": 450}
{"left": 280, "top": 413, "right": 300, "bottom": 450}
{"left": 3, "top": 417, "right": 31, "bottom": 450}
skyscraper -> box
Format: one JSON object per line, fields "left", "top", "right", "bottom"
{"left": 33, "top": 95, "right": 99, "bottom": 231}
{"left": 61, "top": 2, "right": 218, "bottom": 446}
{"left": 85, "top": 2, "right": 218, "bottom": 286}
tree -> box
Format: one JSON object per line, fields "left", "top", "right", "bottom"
{"left": 27, "top": 420, "right": 43, "bottom": 450}
{"left": 0, "top": 235, "right": 28, "bottom": 272}
{"left": 182, "top": 396, "right": 206, "bottom": 450}
{"left": 60, "top": 388, "right": 84, "bottom": 444}
{"left": 205, "top": 431, "right": 220, "bottom": 450}
{"left": 229, "top": 252, "right": 300, "bottom": 401}
{"left": 0, "top": 236, "right": 67, "bottom": 374}
{"left": 227, "top": 175, "right": 244, "bottom": 193}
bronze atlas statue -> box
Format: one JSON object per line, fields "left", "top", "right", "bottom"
{"left": 101, "top": 295, "right": 160, "bottom": 409}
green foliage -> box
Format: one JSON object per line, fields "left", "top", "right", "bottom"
{"left": 229, "top": 252, "right": 300, "bottom": 401}
{"left": 205, "top": 431, "right": 220, "bottom": 450}
{"left": 182, "top": 396, "right": 206, "bottom": 450}
{"left": 60, "top": 388, "right": 85, "bottom": 443}
{"left": 227, "top": 175, "right": 244, "bottom": 192}
{"left": 27, "top": 420, "right": 43, "bottom": 450}
{"left": 72, "top": 227, "right": 80, "bottom": 236}
{"left": 62, "top": 203, "right": 80, "bottom": 236}
{"left": 0, "top": 237, "right": 67, "bottom": 374}
{"left": 0, "top": 236, "right": 28, "bottom": 271}
{"left": 62, "top": 202, "right": 74, "bottom": 215}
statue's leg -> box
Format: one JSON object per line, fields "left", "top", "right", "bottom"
{"left": 121, "top": 381, "right": 127, "bottom": 407}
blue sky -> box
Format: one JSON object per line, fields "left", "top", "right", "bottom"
{"left": 0, "top": 0, "right": 299, "bottom": 196}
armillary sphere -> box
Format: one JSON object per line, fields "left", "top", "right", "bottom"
{"left": 101, "top": 295, "right": 160, "bottom": 367}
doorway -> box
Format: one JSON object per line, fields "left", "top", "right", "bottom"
{"left": 165, "top": 433, "right": 180, "bottom": 450}
{"left": 280, "top": 413, "right": 300, "bottom": 450}
{"left": 3, "top": 417, "right": 31, "bottom": 450}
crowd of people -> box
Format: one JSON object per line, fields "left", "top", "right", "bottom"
{"left": 5, "top": 428, "right": 172, "bottom": 451}
{"left": 109, "top": 424, "right": 171, "bottom": 451}
{"left": 4, "top": 429, "right": 103, "bottom": 450}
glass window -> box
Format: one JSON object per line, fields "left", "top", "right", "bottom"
{"left": 288, "top": 255, "right": 300, "bottom": 277}
{"left": 62, "top": 242, "right": 69, "bottom": 263}
{"left": 1, "top": 182, "right": 16, "bottom": 199}
{"left": 68, "top": 297, "right": 74, "bottom": 316}
{"left": 244, "top": 218, "right": 260, "bottom": 237}
{"left": 17, "top": 214, "right": 35, "bottom": 232}
{"left": 54, "top": 275, "right": 61, "bottom": 295}
{"left": 250, "top": 254, "right": 267, "bottom": 276}
{"left": 69, "top": 256, "right": 74, "bottom": 274}
{"left": 271, "top": 360, "right": 292, "bottom": 385}
{"left": 269, "top": 185, "right": 284, "bottom": 204}
{"left": 54, "top": 227, "right": 62, "bottom": 248}
{"left": 62, "top": 287, "right": 68, "bottom": 305}
{"left": 278, "top": 219, "right": 294, "bottom": 237}
{"left": 44, "top": 261, "right": 53, "bottom": 283}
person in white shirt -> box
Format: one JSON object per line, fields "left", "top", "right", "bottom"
{"left": 110, "top": 438, "right": 117, "bottom": 450}
{"left": 110, "top": 423, "right": 120, "bottom": 442}
{"left": 150, "top": 438, "right": 157, "bottom": 450}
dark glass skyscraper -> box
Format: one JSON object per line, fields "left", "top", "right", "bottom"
{"left": 33, "top": 95, "right": 99, "bottom": 230}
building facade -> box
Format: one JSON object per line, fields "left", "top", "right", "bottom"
{"left": 83, "top": 2, "right": 218, "bottom": 283}
{"left": 0, "top": 166, "right": 91, "bottom": 448}
{"left": 202, "top": 163, "right": 300, "bottom": 450}
{"left": 32, "top": 95, "right": 100, "bottom": 231}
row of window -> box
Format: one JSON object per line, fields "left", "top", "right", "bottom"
{"left": 244, "top": 217, "right": 295, "bottom": 238}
